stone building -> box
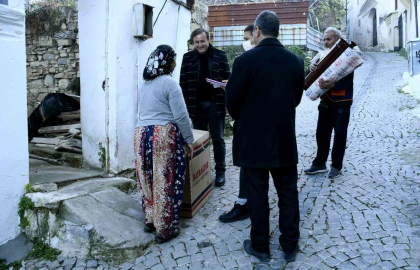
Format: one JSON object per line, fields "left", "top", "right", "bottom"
{"left": 26, "top": 5, "right": 79, "bottom": 115}
{"left": 347, "top": 0, "right": 419, "bottom": 51}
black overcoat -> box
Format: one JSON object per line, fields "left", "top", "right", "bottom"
{"left": 225, "top": 38, "right": 305, "bottom": 168}
{"left": 180, "top": 45, "right": 231, "bottom": 119}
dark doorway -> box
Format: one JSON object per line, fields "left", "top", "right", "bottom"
{"left": 373, "top": 11, "right": 378, "bottom": 47}
{"left": 398, "top": 15, "right": 403, "bottom": 51}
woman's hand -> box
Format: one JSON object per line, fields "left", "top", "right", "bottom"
{"left": 187, "top": 143, "right": 194, "bottom": 158}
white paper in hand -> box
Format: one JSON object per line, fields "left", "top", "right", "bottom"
{"left": 206, "top": 78, "right": 226, "bottom": 88}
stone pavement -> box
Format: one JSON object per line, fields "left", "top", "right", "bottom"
{"left": 22, "top": 52, "right": 420, "bottom": 269}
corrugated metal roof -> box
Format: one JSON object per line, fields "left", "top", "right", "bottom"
{"left": 208, "top": 1, "right": 309, "bottom": 27}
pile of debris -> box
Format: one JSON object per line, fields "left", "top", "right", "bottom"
{"left": 28, "top": 93, "right": 82, "bottom": 154}
{"left": 30, "top": 111, "right": 82, "bottom": 153}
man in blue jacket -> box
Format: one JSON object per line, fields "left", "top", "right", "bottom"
{"left": 304, "top": 27, "right": 354, "bottom": 178}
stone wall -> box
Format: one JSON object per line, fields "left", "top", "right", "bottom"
{"left": 26, "top": 6, "right": 79, "bottom": 115}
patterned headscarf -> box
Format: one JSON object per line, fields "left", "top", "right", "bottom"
{"left": 143, "top": 45, "right": 177, "bottom": 81}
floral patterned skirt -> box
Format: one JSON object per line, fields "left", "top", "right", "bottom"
{"left": 134, "top": 123, "right": 186, "bottom": 240}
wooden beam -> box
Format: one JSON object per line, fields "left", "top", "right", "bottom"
{"left": 31, "top": 137, "right": 61, "bottom": 145}
{"left": 38, "top": 124, "right": 81, "bottom": 134}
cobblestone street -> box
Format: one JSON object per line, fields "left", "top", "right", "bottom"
{"left": 23, "top": 52, "right": 420, "bottom": 270}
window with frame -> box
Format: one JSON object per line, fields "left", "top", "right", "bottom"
{"left": 395, "top": 0, "right": 398, "bottom": 10}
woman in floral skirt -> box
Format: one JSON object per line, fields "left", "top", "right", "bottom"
{"left": 135, "top": 45, "right": 194, "bottom": 243}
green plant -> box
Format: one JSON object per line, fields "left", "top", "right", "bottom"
{"left": 0, "top": 260, "right": 22, "bottom": 270}
{"left": 309, "top": 0, "right": 346, "bottom": 32}
{"left": 26, "top": 7, "right": 64, "bottom": 38}
{"left": 286, "top": 45, "right": 312, "bottom": 70}
{"left": 18, "top": 197, "right": 35, "bottom": 228}
{"left": 27, "top": 239, "right": 61, "bottom": 261}
{"left": 118, "top": 182, "right": 136, "bottom": 194}
{"left": 69, "top": 0, "right": 76, "bottom": 9}
{"left": 98, "top": 143, "right": 106, "bottom": 169}
{"left": 398, "top": 48, "right": 408, "bottom": 59}
{"left": 67, "top": 78, "right": 80, "bottom": 95}
{"left": 221, "top": 46, "right": 244, "bottom": 70}
{"left": 25, "top": 183, "right": 36, "bottom": 194}
{"left": 0, "top": 259, "right": 6, "bottom": 270}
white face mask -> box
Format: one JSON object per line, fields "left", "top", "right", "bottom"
{"left": 243, "top": 40, "right": 256, "bottom": 51}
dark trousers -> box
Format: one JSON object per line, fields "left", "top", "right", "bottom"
{"left": 313, "top": 103, "right": 351, "bottom": 170}
{"left": 193, "top": 102, "right": 226, "bottom": 174}
{"left": 238, "top": 168, "right": 247, "bottom": 199}
{"left": 244, "top": 166, "right": 300, "bottom": 254}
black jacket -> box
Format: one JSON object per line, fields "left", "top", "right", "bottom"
{"left": 180, "top": 45, "right": 231, "bottom": 118}
{"left": 225, "top": 38, "right": 305, "bottom": 168}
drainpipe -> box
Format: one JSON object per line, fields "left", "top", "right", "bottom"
{"left": 415, "top": 0, "right": 419, "bottom": 38}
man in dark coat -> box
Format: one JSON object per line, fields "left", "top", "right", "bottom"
{"left": 225, "top": 11, "right": 304, "bottom": 262}
{"left": 180, "top": 28, "right": 231, "bottom": 186}
{"left": 304, "top": 27, "right": 354, "bottom": 178}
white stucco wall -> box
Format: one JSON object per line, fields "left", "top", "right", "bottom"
{"left": 406, "top": 1, "right": 420, "bottom": 42}
{"left": 348, "top": 0, "right": 418, "bottom": 51}
{"left": 78, "top": 0, "right": 108, "bottom": 170}
{"left": 79, "top": 0, "right": 191, "bottom": 172}
{"left": 0, "top": 2, "right": 29, "bottom": 245}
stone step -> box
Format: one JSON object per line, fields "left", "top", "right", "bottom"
{"left": 24, "top": 178, "right": 154, "bottom": 263}
{"left": 29, "top": 158, "right": 103, "bottom": 187}
{"left": 26, "top": 177, "right": 136, "bottom": 209}
{"left": 53, "top": 188, "right": 153, "bottom": 261}
{"left": 29, "top": 145, "right": 84, "bottom": 168}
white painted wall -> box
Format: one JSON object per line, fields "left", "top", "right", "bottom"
{"left": 0, "top": 2, "right": 29, "bottom": 245}
{"left": 78, "top": 0, "right": 108, "bottom": 170}
{"left": 79, "top": 0, "right": 191, "bottom": 173}
{"left": 347, "top": 0, "right": 419, "bottom": 51}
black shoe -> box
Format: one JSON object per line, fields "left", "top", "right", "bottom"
{"left": 284, "top": 244, "right": 299, "bottom": 262}
{"left": 304, "top": 165, "right": 328, "bottom": 175}
{"left": 215, "top": 174, "right": 225, "bottom": 187}
{"left": 328, "top": 167, "right": 342, "bottom": 178}
{"left": 243, "top": 239, "right": 271, "bottom": 262}
{"left": 156, "top": 228, "right": 180, "bottom": 244}
{"left": 219, "top": 203, "right": 249, "bottom": 223}
{"left": 144, "top": 223, "right": 155, "bottom": 233}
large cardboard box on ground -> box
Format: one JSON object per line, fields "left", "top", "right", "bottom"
{"left": 181, "top": 129, "right": 212, "bottom": 218}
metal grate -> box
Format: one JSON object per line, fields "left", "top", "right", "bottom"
{"left": 211, "top": 24, "right": 312, "bottom": 48}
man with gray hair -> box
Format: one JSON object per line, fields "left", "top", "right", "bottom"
{"left": 304, "top": 27, "right": 355, "bottom": 178}
{"left": 225, "top": 10, "right": 304, "bottom": 262}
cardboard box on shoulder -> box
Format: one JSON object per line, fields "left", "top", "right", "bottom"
{"left": 181, "top": 129, "right": 212, "bottom": 218}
